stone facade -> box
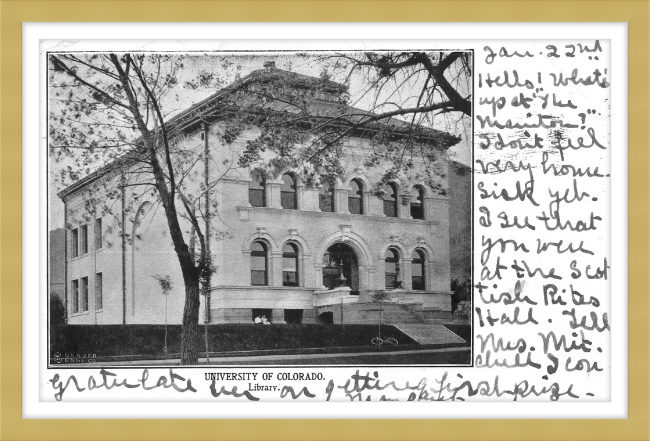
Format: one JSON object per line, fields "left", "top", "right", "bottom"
{"left": 49, "top": 229, "right": 66, "bottom": 302}
{"left": 57, "top": 66, "right": 461, "bottom": 326}
{"left": 448, "top": 160, "right": 472, "bottom": 282}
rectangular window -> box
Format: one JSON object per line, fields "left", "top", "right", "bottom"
{"left": 80, "top": 225, "right": 88, "bottom": 255}
{"left": 281, "top": 191, "right": 296, "bottom": 209}
{"left": 251, "top": 271, "right": 266, "bottom": 285}
{"left": 383, "top": 200, "right": 397, "bottom": 217}
{"left": 385, "top": 274, "right": 398, "bottom": 289}
{"left": 283, "top": 272, "right": 298, "bottom": 286}
{"left": 410, "top": 204, "right": 424, "bottom": 220}
{"left": 385, "top": 261, "right": 397, "bottom": 289}
{"left": 251, "top": 255, "right": 267, "bottom": 286}
{"left": 95, "top": 218, "right": 103, "bottom": 250}
{"left": 284, "top": 309, "right": 303, "bottom": 324}
{"left": 81, "top": 277, "right": 89, "bottom": 312}
{"left": 319, "top": 193, "right": 334, "bottom": 212}
{"left": 348, "top": 197, "right": 362, "bottom": 215}
{"left": 282, "top": 271, "right": 298, "bottom": 287}
{"left": 412, "top": 261, "right": 424, "bottom": 290}
{"left": 71, "top": 228, "right": 79, "bottom": 258}
{"left": 71, "top": 279, "right": 79, "bottom": 314}
{"left": 282, "top": 256, "right": 298, "bottom": 287}
{"left": 95, "top": 272, "right": 103, "bottom": 310}
{"left": 252, "top": 308, "right": 272, "bottom": 323}
{"left": 249, "top": 188, "right": 265, "bottom": 207}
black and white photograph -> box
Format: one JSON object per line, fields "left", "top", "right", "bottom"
{"left": 47, "top": 49, "right": 473, "bottom": 367}
{"left": 27, "top": 21, "right": 618, "bottom": 409}
{"left": 4, "top": 1, "right": 635, "bottom": 432}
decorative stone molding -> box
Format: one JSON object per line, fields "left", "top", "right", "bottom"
{"left": 242, "top": 228, "right": 278, "bottom": 253}
{"left": 236, "top": 206, "right": 251, "bottom": 221}
{"left": 407, "top": 239, "right": 433, "bottom": 258}
{"left": 278, "top": 230, "right": 312, "bottom": 257}
{"left": 339, "top": 224, "right": 352, "bottom": 242}
{"left": 315, "top": 230, "right": 373, "bottom": 267}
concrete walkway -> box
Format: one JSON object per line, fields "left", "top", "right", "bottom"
{"left": 394, "top": 324, "right": 466, "bottom": 345}
{"left": 99, "top": 346, "right": 470, "bottom": 366}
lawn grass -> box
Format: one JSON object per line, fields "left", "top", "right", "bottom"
{"left": 217, "top": 348, "right": 472, "bottom": 365}
{"left": 51, "top": 323, "right": 417, "bottom": 358}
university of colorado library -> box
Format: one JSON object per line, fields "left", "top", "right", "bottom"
{"left": 56, "top": 62, "right": 471, "bottom": 327}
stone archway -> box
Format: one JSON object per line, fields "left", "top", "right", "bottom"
{"left": 322, "top": 242, "right": 360, "bottom": 295}
{"left": 315, "top": 230, "right": 374, "bottom": 291}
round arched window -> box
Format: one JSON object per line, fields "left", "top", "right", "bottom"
{"left": 248, "top": 176, "right": 266, "bottom": 207}
{"left": 282, "top": 243, "right": 299, "bottom": 287}
{"left": 251, "top": 241, "right": 268, "bottom": 286}
{"left": 383, "top": 183, "right": 398, "bottom": 217}
{"left": 412, "top": 249, "right": 425, "bottom": 290}
{"left": 385, "top": 248, "right": 400, "bottom": 288}
{"left": 281, "top": 173, "right": 297, "bottom": 209}
{"left": 410, "top": 186, "right": 425, "bottom": 219}
{"left": 348, "top": 179, "right": 364, "bottom": 215}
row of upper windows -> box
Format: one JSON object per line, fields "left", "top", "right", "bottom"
{"left": 70, "top": 272, "right": 103, "bottom": 315}
{"left": 250, "top": 240, "right": 427, "bottom": 291}
{"left": 70, "top": 218, "right": 102, "bottom": 259}
{"left": 249, "top": 173, "right": 427, "bottom": 219}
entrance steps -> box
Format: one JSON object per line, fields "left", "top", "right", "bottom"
{"left": 394, "top": 324, "right": 467, "bottom": 345}
{"left": 341, "top": 302, "right": 424, "bottom": 325}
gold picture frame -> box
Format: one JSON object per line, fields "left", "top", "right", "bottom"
{"left": 2, "top": 1, "right": 648, "bottom": 439}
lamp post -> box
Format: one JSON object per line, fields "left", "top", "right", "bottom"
{"left": 337, "top": 255, "right": 347, "bottom": 288}
{"left": 337, "top": 268, "right": 348, "bottom": 287}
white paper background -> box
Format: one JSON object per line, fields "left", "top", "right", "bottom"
{"left": 25, "top": 22, "right": 627, "bottom": 418}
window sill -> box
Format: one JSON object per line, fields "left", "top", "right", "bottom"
{"left": 236, "top": 206, "right": 437, "bottom": 225}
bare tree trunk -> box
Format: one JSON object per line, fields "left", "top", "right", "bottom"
{"left": 55, "top": 54, "right": 209, "bottom": 367}
{"left": 180, "top": 272, "right": 201, "bottom": 365}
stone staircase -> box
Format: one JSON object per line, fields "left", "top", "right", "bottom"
{"left": 341, "top": 301, "right": 424, "bottom": 324}
{"left": 394, "top": 324, "right": 467, "bottom": 345}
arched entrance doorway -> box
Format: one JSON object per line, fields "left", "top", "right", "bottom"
{"left": 322, "top": 243, "right": 359, "bottom": 295}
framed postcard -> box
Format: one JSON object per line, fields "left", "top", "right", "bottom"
{"left": 3, "top": 0, "right": 649, "bottom": 440}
